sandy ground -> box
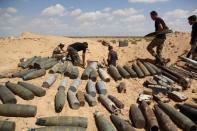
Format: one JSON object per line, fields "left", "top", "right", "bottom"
{"left": 0, "top": 32, "right": 196, "bottom": 131}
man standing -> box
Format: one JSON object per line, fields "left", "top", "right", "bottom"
{"left": 147, "top": 11, "right": 168, "bottom": 65}
{"left": 107, "top": 45, "right": 118, "bottom": 66}
{"left": 67, "top": 42, "right": 88, "bottom": 67}
{"left": 186, "top": 15, "right": 197, "bottom": 60}
{"left": 52, "top": 43, "right": 66, "bottom": 60}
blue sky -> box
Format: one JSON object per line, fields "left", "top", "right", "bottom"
{"left": 0, "top": 0, "right": 196, "bottom": 36}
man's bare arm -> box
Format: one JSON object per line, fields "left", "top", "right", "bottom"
{"left": 157, "top": 24, "right": 164, "bottom": 32}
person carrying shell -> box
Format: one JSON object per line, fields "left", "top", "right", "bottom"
{"left": 147, "top": 11, "right": 169, "bottom": 65}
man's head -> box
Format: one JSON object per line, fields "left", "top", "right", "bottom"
{"left": 188, "top": 15, "right": 197, "bottom": 25}
{"left": 83, "top": 42, "right": 88, "bottom": 48}
{"left": 108, "top": 45, "right": 113, "bottom": 51}
{"left": 150, "top": 11, "right": 158, "bottom": 21}
{"left": 58, "top": 43, "right": 64, "bottom": 49}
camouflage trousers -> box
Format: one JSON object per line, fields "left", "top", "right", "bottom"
{"left": 67, "top": 47, "right": 82, "bottom": 66}
{"left": 147, "top": 38, "right": 165, "bottom": 58}
{"left": 52, "top": 54, "right": 65, "bottom": 60}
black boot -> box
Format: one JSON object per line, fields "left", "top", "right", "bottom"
{"left": 155, "top": 55, "right": 164, "bottom": 66}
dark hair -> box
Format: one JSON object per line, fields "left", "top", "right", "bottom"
{"left": 59, "top": 43, "right": 64, "bottom": 48}
{"left": 83, "top": 42, "right": 88, "bottom": 45}
{"left": 83, "top": 42, "right": 88, "bottom": 48}
{"left": 108, "top": 45, "right": 113, "bottom": 50}
{"left": 188, "top": 15, "right": 197, "bottom": 21}
{"left": 150, "top": 11, "right": 158, "bottom": 16}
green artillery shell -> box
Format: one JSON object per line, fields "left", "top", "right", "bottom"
{"left": 41, "top": 59, "right": 58, "bottom": 70}
{"left": 94, "top": 111, "right": 116, "bottom": 131}
{"left": 23, "top": 69, "right": 46, "bottom": 80}
{"left": 132, "top": 63, "right": 144, "bottom": 78}
{"left": 49, "top": 62, "right": 62, "bottom": 73}
{"left": 58, "top": 78, "right": 67, "bottom": 90}
{"left": 0, "top": 104, "right": 37, "bottom": 117}
{"left": 55, "top": 89, "right": 66, "bottom": 113}
{"left": 29, "top": 126, "right": 86, "bottom": 131}
{"left": 154, "top": 105, "right": 178, "bottom": 131}
{"left": 42, "top": 74, "right": 57, "bottom": 88}
{"left": 0, "top": 85, "right": 16, "bottom": 104}
{"left": 33, "top": 57, "right": 49, "bottom": 68}
{"left": 98, "top": 68, "right": 110, "bottom": 82}
{"left": 108, "top": 65, "right": 122, "bottom": 81}
{"left": 143, "top": 62, "right": 157, "bottom": 75}
{"left": 57, "top": 62, "right": 67, "bottom": 74}
{"left": 161, "top": 70, "right": 179, "bottom": 83}
{"left": 84, "top": 93, "right": 97, "bottom": 106}
{"left": 117, "top": 65, "right": 130, "bottom": 79}
{"left": 110, "top": 114, "right": 136, "bottom": 131}
{"left": 117, "top": 82, "right": 126, "bottom": 93}
{"left": 108, "top": 95, "right": 124, "bottom": 109}
{"left": 70, "top": 66, "right": 79, "bottom": 79}
{"left": 123, "top": 65, "right": 137, "bottom": 78}
{"left": 6, "top": 81, "right": 35, "bottom": 100}
{"left": 148, "top": 62, "right": 162, "bottom": 74}
{"left": 129, "top": 104, "right": 145, "bottom": 128}
{"left": 69, "top": 79, "right": 81, "bottom": 92}
{"left": 140, "top": 101, "right": 159, "bottom": 131}
{"left": 176, "top": 104, "right": 197, "bottom": 123}
{"left": 81, "top": 66, "right": 93, "bottom": 80}
{"left": 12, "top": 69, "right": 36, "bottom": 78}
{"left": 67, "top": 90, "right": 80, "bottom": 109}
{"left": 96, "top": 80, "right": 107, "bottom": 95}
{"left": 36, "top": 116, "right": 88, "bottom": 128}
{"left": 89, "top": 69, "right": 97, "bottom": 82}
{"left": 76, "top": 91, "right": 85, "bottom": 106}
{"left": 86, "top": 80, "right": 96, "bottom": 97}
{"left": 0, "top": 120, "right": 15, "bottom": 131}
{"left": 35, "top": 57, "right": 57, "bottom": 70}
{"left": 64, "top": 61, "right": 73, "bottom": 77}
{"left": 18, "top": 81, "right": 46, "bottom": 97}
{"left": 137, "top": 61, "right": 151, "bottom": 76}
{"left": 184, "top": 102, "right": 197, "bottom": 109}
{"left": 158, "top": 101, "right": 197, "bottom": 131}
{"left": 99, "top": 94, "right": 120, "bottom": 114}
{"left": 29, "top": 56, "right": 41, "bottom": 68}
{"left": 18, "top": 56, "right": 37, "bottom": 69}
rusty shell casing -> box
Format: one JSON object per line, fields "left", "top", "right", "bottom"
{"left": 140, "top": 101, "right": 159, "bottom": 131}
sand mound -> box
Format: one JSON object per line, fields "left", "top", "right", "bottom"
{"left": 0, "top": 32, "right": 195, "bottom": 131}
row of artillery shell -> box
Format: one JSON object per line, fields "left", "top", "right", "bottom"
{"left": 108, "top": 61, "right": 160, "bottom": 81}
{"left": 0, "top": 81, "right": 45, "bottom": 103}
{"left": 12, "top": 68, "right": 46, "bottom": 80}
{"left": 18, "top": 56, "right": 58, "bottom": 70}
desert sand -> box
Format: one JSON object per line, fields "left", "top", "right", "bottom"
{"left": 0, "top": 32, "right": 196, "bottom": 131}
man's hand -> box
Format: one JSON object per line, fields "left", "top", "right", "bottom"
{"left": 82, "top": 62, "right": 86, "bottom": 68}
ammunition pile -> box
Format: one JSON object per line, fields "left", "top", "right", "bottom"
{"left": 0, "top": 54, "right": 197, "bottom": 131}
